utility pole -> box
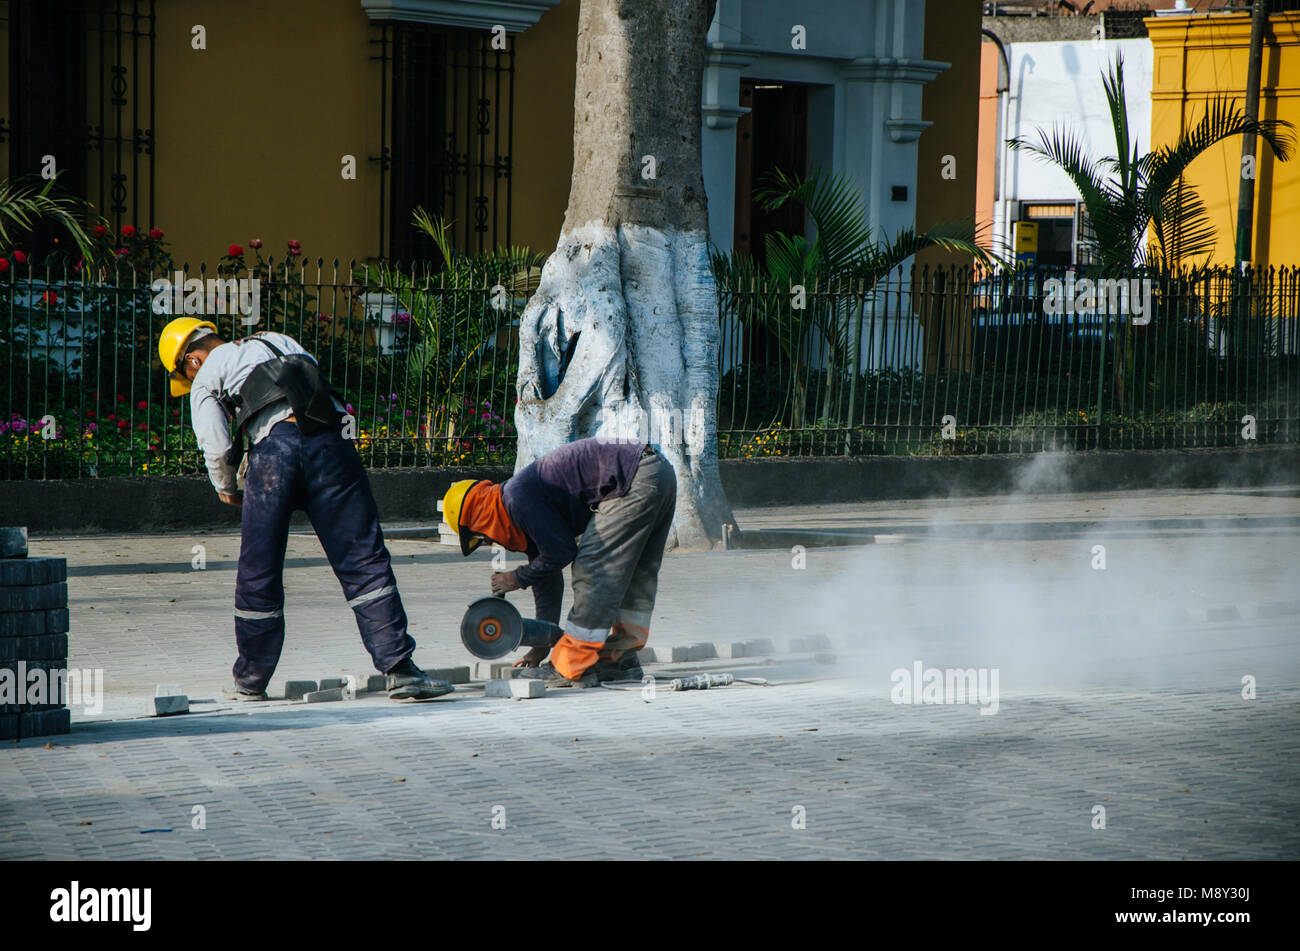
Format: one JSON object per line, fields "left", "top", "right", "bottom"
{"left": 1235, "top": 0, "right": 1269, "bottom": 268}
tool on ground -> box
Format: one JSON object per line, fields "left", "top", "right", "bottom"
{"left": 459, "top": 596, "right": 562, "bottom": 660}
{"left": 670, "top": 673, "right": 735, "bottom": 691}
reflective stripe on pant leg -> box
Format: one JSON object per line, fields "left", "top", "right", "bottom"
{"left": 232, "top": 424, "right": 299, "bottom": 694}
{"left": 566, "top": 453, "right": 671, "bottom": 635}
{"left": 302, "top": 429, "right": 415, "bottom": 673}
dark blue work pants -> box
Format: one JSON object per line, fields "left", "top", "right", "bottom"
{"left": 232, "top": 420, "right": 414, "bottom": 692}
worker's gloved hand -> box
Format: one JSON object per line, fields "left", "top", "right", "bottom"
{"left": 512, "top": 646, "right": 547, "bottom": 668}
{"left": 218, "top": 491, "right": 243, "bottom": 507}
{"left": 490, "top": 571, "right": 519, "bottom": 597}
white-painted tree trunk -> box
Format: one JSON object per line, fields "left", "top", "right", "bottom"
{"left": 513, "top": 0, "right": 733, "bottom": 550}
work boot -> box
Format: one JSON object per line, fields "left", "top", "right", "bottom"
{"left": 222, "top": 685, "right": 269, "bottom": 702}
{"left": 515, "top": 661, "right": 597, "bottom": 689}
{"left": 591, "top": 651, "right": 644, "bottom": 684}
{"left": 386, "top": 658, "right": 455, "bottom": 701}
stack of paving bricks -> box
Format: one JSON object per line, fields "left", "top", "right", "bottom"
{"left": 1, "top": 527, "right": 72, "bottom": 740}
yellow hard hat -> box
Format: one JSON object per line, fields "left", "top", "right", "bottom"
{"left": 441, "top": 479, "right": 488, "bottom": 556}
{"left": 158, "top": 317, "right": 217, "bottom": 396}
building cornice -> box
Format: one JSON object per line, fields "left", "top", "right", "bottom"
{"left": 359, "top": 0, "right": 561, "bottom": 32}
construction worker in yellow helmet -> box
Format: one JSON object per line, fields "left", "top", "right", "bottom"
{"left": 158, "top": 315, "right": 452, "bottom": 703}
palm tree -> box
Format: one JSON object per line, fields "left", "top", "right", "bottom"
{"left": 1008, "top": 52, "right": 1293, "bottom": 272}
{"left": 0, "top": 175, "right": 97, "bottom": 262}
{"left": 712, "top": 167, "right": 993, "bottom": 429}
{"left": 1009, "top": 53, "right": 1294, "bottom": 417}
{"left": 356, "top": 208, "right": 544, "bottom": 457}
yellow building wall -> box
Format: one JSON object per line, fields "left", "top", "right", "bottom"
{"left": 152, "top": 0, "right": 375, "bottom": 271}
{"left": 509, "top": 0, "right": 578, "bottom": 254}
{"left": 915, "top": 0, "right": 982, "bottom": 269}
{"left": 1148, "top": 11, "right": 1300, "bottom": 267}
{"left": 149, "top": 0, "right": 576, "bottom": 269}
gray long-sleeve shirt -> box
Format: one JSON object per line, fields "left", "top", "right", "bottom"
{"left": 188, "top": 332, "right": 330, "bottom": 494}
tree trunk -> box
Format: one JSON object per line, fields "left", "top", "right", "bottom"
{"left": 513, "top": 0, "right": 733, "bottom": 550}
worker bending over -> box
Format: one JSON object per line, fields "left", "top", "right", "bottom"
{"left": 441, "top": 437, "right": 676, "bottom": 687}
{"left": 157, "top": 317, "right": 451, "bottom": 702}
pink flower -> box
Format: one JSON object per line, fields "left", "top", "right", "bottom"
{"left": 136, "top": 400, "right": 147, "bottom": 410}
{"left": 149, "top": 228, "right": 164, "bottom": 240}
{"left": 250, "top": 238, "right": 263, "bottom": 249}
{"left": 287, "top": 239, "right": 300, "bottom": 250}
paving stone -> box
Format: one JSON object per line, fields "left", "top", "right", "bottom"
{"left": 813, "top": 652, "right": 837, "bottom": 664}
{"left": 654, "top": 643, "right": 716, "bottom": 662}
{"left": 426, "top": 666, "right": 471, "bottom": 684}
{"left": 0, "top": 611, "right": 45, "bottom": 638}
{"left": 303, "top": 688, "right": 345, "bottom": 703}
{"left": 485, "top": 679, "right": 546, "bottom": 699}
{"left": 0, "top": 660, "right": 68, "bottom": 712}
{"left": 364, "top": 674, "right": 387, "bottom": 693}
{"left": 151, "top": 695, "right": 189, "bottom": 716}
{"left": 14, "top": 634, "right": 68, "bottom": 661}
{"left": 788, "top": 634, "right": 832, "bottom": 653}
{"left": 283, "top": 680, "right": 318, "bottom": 701}
{"left": 474, "top": 661, "right": 518, "bottom": 680}
{"left": 0, "top": 557, "right": 67, "bottom": 587}
{"left": 319, "top": 678, "right": 348, "bottom": 691}
{"left": 0, "top": 583, "right": 67, "bottom": 613}
{"left": 18, "top": 707, "right": 70, "bottom": 738}
{"left": 0, "top": 711, "right": 17, "bottom": 739}
{"left": 0, "top": 527, "right": 27, "bottom": 559}
{"left": 1257, "top": 600, "right": 1300, "bottom": 618}
{"left": 1205, "top": 605, "right": 1242, "bottom": 622}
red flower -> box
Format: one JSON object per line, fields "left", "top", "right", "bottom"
{"left": 116, "top": 248, "right": 129, "bottom": 257}
{"left": 85, "top": 410, "right": 95, "bottom": 418}
{"left": 41, "top": 291, "right": 59, "bottom": 305}
{"left": 149, "top": 228, "right": 164, "bottom": 240}
{"left": 93, "top": 225, "right": 108, "bottom": 236}
{"left": 287, "top": 239, "right": 300, "bottom": 250}
{"left": 0, "top": 259, "right": 8, "bottom": 273}
{"left": 249, "top": 238, "right": 263, "bottom": 249}
{"left": 12, "top": 250, "right": 26, "bottom": 264}
{"left": 136, "top": 400, "right": 147, "bottom": 411}
{"left": 105, "top": 413, "right": 116, "bottom": 421}
{"left": 228, "top": 244, "right": 244, "bottom": 257}
{"left": 121, "top": 225, "right": 136, "bottom": 238}
{"left": 116, "top": 394, "right": 126, "bottom": 402}
{"left": 117, "top": 420, "right": 128, "bottom": 429}
{"left": 137, "top": 423, "right": 148, "bottom": 431}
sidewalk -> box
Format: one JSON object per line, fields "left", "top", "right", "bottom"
{"left": 2, "top": 487, "right": 1297, "bottom": 859}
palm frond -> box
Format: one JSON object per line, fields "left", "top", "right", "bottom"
{"left": 0, "top": 175, "right": 96, "bottom": 261}
{"left": 756, "top": 168, "right": 875, "bottom": 273}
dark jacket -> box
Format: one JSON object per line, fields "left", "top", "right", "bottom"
{"left": 502, "top": 437, "right": 646, "bottom": 623}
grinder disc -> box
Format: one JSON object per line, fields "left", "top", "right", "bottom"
{"left": 460, "top": 596, "right": 524, "bottom": 660}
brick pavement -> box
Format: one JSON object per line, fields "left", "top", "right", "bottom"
{"left": 1, "top": 488, "right": 1297, "bottom": 859}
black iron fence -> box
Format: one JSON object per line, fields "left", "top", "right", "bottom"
{"left": 716, "top": 265, "right": 1300, "bottom": 457}
{"left": 2, "top": 262, "right": 1297, "bottom": 478}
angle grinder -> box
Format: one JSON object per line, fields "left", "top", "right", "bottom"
{"left": 459, "top": 596, "right": 564, "bottom": 660}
